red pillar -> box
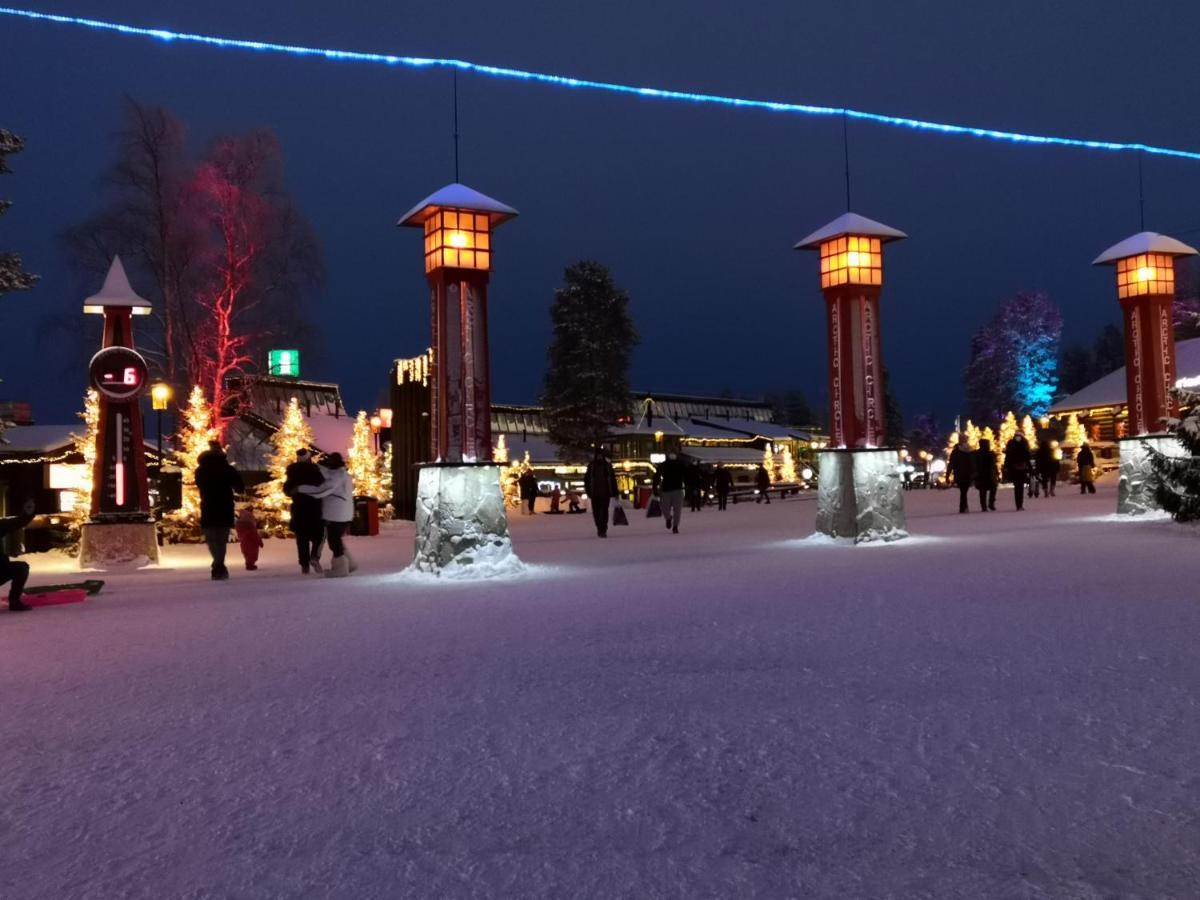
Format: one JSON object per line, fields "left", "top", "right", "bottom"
{"left": 91, "top": 307, "right": 152, "bottom": 519}
{"left": 428, "top": 269, "right": 492, "bottom": 463}
{"left": 1120, "top": 292, "right": 1176, "bottom": 437}
{"left": 824, "top": 285, "right": 885, "bottom": 448}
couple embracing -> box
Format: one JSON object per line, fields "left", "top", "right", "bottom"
{"left": 283, "top": 449, "right": 357, "bottom": 578}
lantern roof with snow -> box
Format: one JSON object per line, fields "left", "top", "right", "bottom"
{"left": 397, "top": 183, "right": 519, "bottom": 228}
{"left": 1092, "top": 231, "right": 1199, "bottom": 266}
{"left": 793, "top": 212, "right": 907, "bottom": 251}
{"left": 83, "top": 256, "right": 152, "bottom": 315}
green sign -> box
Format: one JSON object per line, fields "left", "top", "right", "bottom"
{"left": 268, "top": 349, "right": 300, "bottom": 377}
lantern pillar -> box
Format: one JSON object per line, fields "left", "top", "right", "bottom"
{"left": 795, "top": 213, "right": 908, "bottom": 542}
{"left": 79, "top": 257, "right": 160, "bottom": 568}
{"left": 398, "top": 184, "right": 523, "bottom": 574}
{"left": 1093, "top": 232, "right": 1199, "bottom": 514}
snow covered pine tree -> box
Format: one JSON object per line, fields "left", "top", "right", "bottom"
{"left": 1146, "top": 389, "right": 1200, "bottom": 521}
{"left": 0, "top": 129, "right": 38, "bottom": 296}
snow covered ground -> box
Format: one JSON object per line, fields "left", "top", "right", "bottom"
{"left": 3, "top": 478, "right": 1199, "bottom": 899}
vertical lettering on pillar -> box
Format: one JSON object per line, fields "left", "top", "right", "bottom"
{"left": 460, "top": 278, "right": 477, "bottom": 462}
{"left": 471, "top": 283, "right": 492, "bottom": 456}
{"left": 861, "top": 296, "right": 878, "bottom": 447}
{"left": 828, "top": 299, "right": 844, "bottom": 447}
{"left": 1129, "top": 307, "right": 1145, "bottom": 435}
{"left": 1159, "top": 302, "right": 1175, "bottom": 429}
{"left": 445, "top": 281, "right": 464, "bottom": 461}
{"left": 429, "top": 284, "right": 442, "bottom": 460}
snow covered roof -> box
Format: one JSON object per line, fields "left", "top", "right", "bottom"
{"left": 1049, "top": 336, "right": 1200, "bottom": 413}
{"left": 794, "top": 212, "right": 907, "bottom": 250}
{"left": 0, "top": 424, "right": 77, "bottom": 454}
{"left": 693, "top": 417, "right": 795, "bottom": 440}
{"left": 397, "top": 183, "right": 519, "bottom": 228}
{"left": 681, "top": 446, "right": 767, "bottom": 465}
{"left": 83, "top": 256, "right": 152, "bottom": 315}
{"left": 1093, "top": 231, "right": 1199, "bottom": 265}
{"left": 611, "top": 416, "right": 689, "bottom": 438}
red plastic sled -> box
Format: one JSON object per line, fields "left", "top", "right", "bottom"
{"left": 24, "top": 589, "right": 88, "bottom": 607}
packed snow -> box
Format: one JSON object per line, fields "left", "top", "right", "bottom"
{"left": 3, "top": 478, "right": 1199, "bottom": 899}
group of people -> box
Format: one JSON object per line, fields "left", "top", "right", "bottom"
{"left": 947, "top": 433, "right": 1098, "bottom": 513}
{"left": 195, "top": 441, "right": 358, "bottom": 580}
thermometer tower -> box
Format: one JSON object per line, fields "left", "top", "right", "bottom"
{"left": 79, "top": 257, "right": 159, "bottom": 566}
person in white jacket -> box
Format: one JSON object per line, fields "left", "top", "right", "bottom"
{"left": 297, "top": 453, "right": 356, "bottom": 578}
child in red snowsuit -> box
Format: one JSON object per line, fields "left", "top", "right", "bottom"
{"left": 234, "top": 507, "right": 264, "bottom": 571}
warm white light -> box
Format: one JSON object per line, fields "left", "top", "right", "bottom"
{"left": 448, "top": 231, "right": 469, "bottom": 248}
{"left": 1137, "top": 266, "right": 1154, "bottom": 282}
{"left": 801, "top": 467, "right": 813, "bottom": 480}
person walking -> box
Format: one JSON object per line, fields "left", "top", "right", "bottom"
{"left": 686, "top": 462, "right": 703, "bottom": 513}
{"left": 755, "top": 463, "right": 772, "bottom": 504}
{"left": 1077, "top": 442, "right": 1097, "bottom": 494}
{"left": 948, "top": 440, "right": 975, "bottom": 513}
{"left": 298, "top": 452, "right": 356, "bottom": 577}
{"left": 195, "top": 440, "right": 244, "bottom": 580}
{"left": 518, "top": 469, "right": 539, "bottom": 515}
{"left": 714, "top": 463, "right": 733, "bottom": 511}
{"left": 1035, "top": 438, "right": 1057, "bottom": 497}
{"left": 234, "top": 507, "right": 264, "bottom": 571}
{"left": 973, "top": 438, "right": 999, "bottom": 512}
{"left": 283, "top": 448, "right": 326, "bottom": 574}
{"left": 1003, "top": 432, "right": 1033, "bottom": 511}
{"left": 583, "top": 447, "right": 618, "bottom": 538}
{"left": 0, "top": 498, "right": 36, "bottom": 612}
{"left": 656, "top": 452, "right": 686, "bottom": 534}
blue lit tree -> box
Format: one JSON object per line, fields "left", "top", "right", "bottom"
{"left": 965, "top": 292, "right": 1062, "bottom": 421}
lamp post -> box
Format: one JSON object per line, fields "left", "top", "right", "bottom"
{"left": 795, "top": 213, "right": 909, "bottom": 542}
{"left": 369, "top": 414, "right": 382, "bottom": 454}
{"left": 150, "top": 382, "right": 172, "bottom": 513}
{"left": 398, "top": 183, "right": 521, "bottom": 573}
{"left": 1093, "top": 230, "right": 1198, "bottom": 513}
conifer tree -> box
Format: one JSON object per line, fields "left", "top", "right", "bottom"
{"left": 0, "top": 129, "right": 37, "bottom": 297}
{"left": 348, "top": 410, "right": 384, "bottom": 499}
{"left": 1021, "top": 414, "right": 1038, "bottom": 447}
{"left": 1064, "top": 412, "right": 1087, "bottom": 448}
{"left": 778, "top": 446, "right": 797, "bottom": 483}
{"left": 65, "top": 390, "right": 100, "bottom": 551}
{"left": 763, "top": 446, "right": 777, "bottom": 481}
{"left": 164, "top": 386, "right": 219, "bottom": 539}
{"left": 258, "top": 397, "right": 314, "bottom": 533}
{"left": 542, "top": 261, "right": 638, "bottom": 460}
{"left": 1146, "top": 391, "right": 1200, "bottom": 521}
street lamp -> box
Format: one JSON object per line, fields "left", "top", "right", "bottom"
{"left": 369, "top": 413, "right": 382, "bottom": 453}
{"left": 150, "top": 382, "right": 172, "bottom": 519}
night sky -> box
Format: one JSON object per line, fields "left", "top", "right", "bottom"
{"left": 4, "top": 1, "right": 1200, "bottom": 429}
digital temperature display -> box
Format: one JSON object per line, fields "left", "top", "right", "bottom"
{"left": 89, "top": 346, "right": 149, "bottom": 401}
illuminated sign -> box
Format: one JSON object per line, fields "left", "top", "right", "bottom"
{"left": 88, "top": 346, "right": 148, "bottom": 401}
{"left": 269, "top": 349, "right": 300, "bottom": 377}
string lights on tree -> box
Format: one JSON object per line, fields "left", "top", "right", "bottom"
{"left": 348, "top": 410, "right": 385, "bottom": 499}
{"left": 258, "top": 397, "right": 315, "bottom": 534}
{"left": 778, "top": 446, "right": 798, "bottom": 483}
{"left": 163, "top": 385, "right": 219, "bottom": 540}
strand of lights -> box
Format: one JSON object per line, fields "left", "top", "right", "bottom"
{"left": 4, "top": 6, "right": 1200, "bottom": 162}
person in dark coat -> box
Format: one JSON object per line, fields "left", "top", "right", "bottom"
{"left": 973, "top": 438, "right": 999, "bottom": 512}
{"left": 283, "top": 448, "right": 326, "bottom": 574}
{"left": 195, "top": 441, "right": 244, "bottom": 580}
{"left": 686, "top": 462, "right": 704, "bottom": 512}
{"left": 755, "top": 463, "right": 772, "bottom": 504}
{"left": 656, "top": 453, "right": 687, "bottom": 533}
{"left": 1003, "top": 433, "right": 1033, "bottom": 511}
{"left": 1077, "top": 443, "right": 1097, "bottom": 494}
{"left": 714, "top": 463, "right": 733, "bottom": 511}
{"left": 518, "top": 470, "right": 539, "bottom": 515}
{"left": 583, "top": 448, "right": 618, "bottom": 538}
{"left": 0, "top": 498, "right": 36, "bottom": 612}
{"left": 947, "top": 440, "right": 975, "bottom": 513}
{"left": 1036, "top": 438, "right": 1058, "bottom": 497}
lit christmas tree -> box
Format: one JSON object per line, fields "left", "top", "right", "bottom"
{"left": 1065, "top": 412, "right": 1087, "bottom": 447}
{"left": 944, "top": 430, "right": 960, "bottom": 458}
{"left": 348, "top": 410, "right": 385, "bottom": 499}
{"left": 66, "top": 389, "right": 100, "bottom": 550}
{"left": 164, "top": 385, "right": 219, "bottom": 540}
{"left": 778, "top": 445, "right": 797, "bottom": 483}
{"left": 257, "top": 397, "right": 315, "bottom": 534}
{"left": 493, "top": 433, "right": 509, "bottom": 464}
{"left": 763, "top": 446, "right": 777, "bottom": 481}
{"left": 1021, "top": 414, "right": 1038, "bottom": 447}
{"left": 499, "top": 450, "right": 530, "bottom": 508}
{"left": 981, "top": 426, "right": 997, "bottom": 448}
{"left": 964, "top": 420, "right": 981, "bottom": 450}
{"left": 996, "top": 410, "right": 1018, "bottom": 468}
{"left": 1147, "top": 389, "right": 1200, "bottom": 521}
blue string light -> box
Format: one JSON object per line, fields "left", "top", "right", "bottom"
{"left": 4, "top": 5, "right": 1199, "bottom": 162}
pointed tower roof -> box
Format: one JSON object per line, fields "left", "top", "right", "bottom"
{"left": 794, "top": 212, "right": 907, "bottom": 250}
{"left": 1093, "top": 231, "right": 1199, "bottom": 265}
{"left": 83, "top": 256, "right": 152, "bottom": 314}
{"left": 397, "top": 183, "right": 519, "bottom": 228}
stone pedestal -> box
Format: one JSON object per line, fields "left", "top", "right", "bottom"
{"left": 815, "top": 448, "right": 907, "bottom": 543}
{"left": 1117, "top": 434, "right": 1186, "bottom": 515}
{"left": 79, "top": 520, "right": 159, "bottom": 569}
{"left": 411, "top": 463, "right": 522, "bottom": 575}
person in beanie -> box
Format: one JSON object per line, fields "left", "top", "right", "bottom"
{"left": 195, "top": 440, "right": 244, "bottom": 580}
{"left": 973, "top": 438, "right": 999, "bottom": 512}
{"left": 298, "top": 452, "right": 356, "bottom": 577}
{"left": 283, "top": 447, "right": 326, "bottom": 574}
{"left": 584, "top": 447, "right": 618, "bottom": 538}
{"left": 1003, "top": 432, "right": 1032, "bottom": 511}
{"left": 0, "top": 498, "right": 36, "bottom": 612}
{"left": 234, "top": 507, "right": 264, "bottom": 571}
{"left": 948, "top": 439, "right": 974, "bottom": 513}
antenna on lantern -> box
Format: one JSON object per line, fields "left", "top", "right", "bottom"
{"left": 1137, "top": 149, "right": 1145, "bottom": 232}
{"left": 453, "top": 68, "right": 461, "bottom": 183}
{"left": 842, "top": 111, "right": 852, "bottom": 212}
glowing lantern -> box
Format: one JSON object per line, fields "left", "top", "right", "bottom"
{"left": 795, "top": 212, "right": 906, "bottom": 448}
{"left": 1094, "top": 231, "right": 1198, "bottom": 436}
{"left": 150, "top": 382, "right": 173, "bottom": 412}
